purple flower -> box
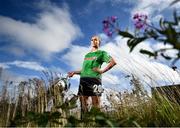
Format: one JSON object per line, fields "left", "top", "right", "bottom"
{"left": 107, "top": 31, "right": 113, "bottom": 37}
{"left": 133, "top": 13, "right": 148, "bottom": 30}
{"left": 133, "top": 14, "right": 139, "bottom": 19}
{"left": 103, "top": 22, "right": 109, "bottom": 29}
{"left": 102, "top": 19, "right": 110, "bottom": 29}
{"left": 111, "top": 16, "right": 117, "bottom": 22}
{"left": 102, "top": 19, "right": 109, "bottom": 24}
{"left": 102, "top": 15, "right": 119, "bottom": 37}
{"left": 135, "top": 23, "right": 143, "bottom": 29}
{"left": 103, "top": 28, "right": 109, "bottom": 33}
{"left": 103, "top": 28, "right": 113, "bottom": 37}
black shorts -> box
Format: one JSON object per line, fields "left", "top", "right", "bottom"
{"left": 78, "top": 77, "right": 103, "bottom": 96}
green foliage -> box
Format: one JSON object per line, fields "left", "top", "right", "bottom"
{"left": 127, "top": 37, "right": 147, "bottom": 52}
{"left": 82, "top": 107, "right": 113, "bottom": 127}
{"left": 66, "top": 116, "right": 81, "bottom": 127}
{"left": 56, "top": 95, "right": 78, "bottom": 110}
{"left": 153, "top": 93, "right": 180, "bottom": 127}
{"left": 140, "top": 49, "right": 157, "bottom": 57}
{"left": 118, "top": 30, "right": 134, "bottom": 38}
{"left": 13, "top": 111, "right": 62, "bottom": 127}
{"left": 66, "top": 107, "right": 116, "bottom": 127}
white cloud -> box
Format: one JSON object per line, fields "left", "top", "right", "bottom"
{"left": 0, "top": 63, "right": 10, "bottom": 69}
{"left": 103, "top": 73, "right": 120, "bottom": 85}
{"left": 0, "top": 3, "right": 82, "bottom": 57}
{"left": 98, "top": 33, "right": 110, "bottom": 45}
{"left": 48, "top": 66, "right": 65, "bottom": 74}
{"left": 151, "top": 14, "right": 164, "bottom": 23}
{"left": 151, "top": 43, "right": 179, "bottom": 62}
{"left": 0, "top": 60, "right": 46, "bottom": 71}
{"left": 102, "top": 37, "right": 180, "bottom": 85}
{"left": 131, "top": 0, "right": 180, "bottom": 17}
{"left": 0, "top": 45, "right": 26, "bottom": 57}
{"left": 62, "top": 45, "right": 89, "bottom": 70}
{"left": 0, "top": 68, "right": 32, "bottom": 82}
{"left": 110, "top": 0, "right": 137, "bottom": 5}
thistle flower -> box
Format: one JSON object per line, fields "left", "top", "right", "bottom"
{"left": 107, "top": 31, "right": 113, "bottom": 37}
{"left": 111, "top": 16, "right": 118, "bottom": 22}
{"left": 133, "top": 13, "right": 148, "bottom": 30}
{"left": 102, "top": 16, "right": 119, "bottom": 37}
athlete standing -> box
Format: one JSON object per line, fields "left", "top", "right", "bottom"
{"left": 68, "top": 35, "right": 116, "bottom": 118}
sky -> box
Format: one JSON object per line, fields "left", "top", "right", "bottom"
{"left": 0, "top": 0, "right": 180, "bottom": 94}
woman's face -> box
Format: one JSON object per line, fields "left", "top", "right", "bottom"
{"left": 91, "top": 36, "right": 100, "bottom": 48}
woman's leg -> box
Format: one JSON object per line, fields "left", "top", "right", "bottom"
{"left": 91, "top": 96, "right": 100, "bottom": 109}
{"left": 79, "top": 96, "right": 89, "bottom": 119}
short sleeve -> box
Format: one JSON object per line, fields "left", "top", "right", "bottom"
{"left": 101, "top": 51, "right": 111, "bottom": 63}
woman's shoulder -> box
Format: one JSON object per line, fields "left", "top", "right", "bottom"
{"left": 98, "top": 50, "right": 108, "bottom": 54}
{"left": 85, "top": 50, "right": 107, "bottom": 56}
{"left": 96, "top": 49, "right": 105, "bottom": 53}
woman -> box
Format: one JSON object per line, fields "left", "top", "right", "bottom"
{"left": 68, "top": 35, "right": 116, "bottom": 118}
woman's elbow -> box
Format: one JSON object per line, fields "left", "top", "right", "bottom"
{"left": 114, "top": 61, "right": 117, "bottom": 65}
{"left": 111, "top": 58, "right": 117, "bottom": 66}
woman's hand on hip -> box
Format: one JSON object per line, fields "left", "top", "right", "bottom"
{"left": 93, "top": 67, "right": 103, "bottom": 74}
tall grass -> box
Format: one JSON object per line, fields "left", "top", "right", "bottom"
{"left": 0, "top": 71, "right": 77, "bottom": 127}
{"left": 0, "top": 69, "right": 179, "bottom": 127}
{"left": 104, "top": 87, "right": 180, "bottom": 127}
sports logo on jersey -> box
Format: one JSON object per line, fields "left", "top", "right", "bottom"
{"left": 84, "top": 57, "right": 97, "bottom": 60}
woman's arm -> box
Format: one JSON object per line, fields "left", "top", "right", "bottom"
{"left": 93, "top": 58, "right": 117, "bottom": 74}
{"left": 68, "top": 70, "right": 81, "bottom": 77}
{"left": 102, "top": 58, "right": 116, "bottom": 73}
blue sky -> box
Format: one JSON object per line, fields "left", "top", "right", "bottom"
{"left": 0, "top": 0, "right": 180, "bottom": 93}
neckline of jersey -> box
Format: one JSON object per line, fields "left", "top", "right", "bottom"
{"left": 88, "top": 50, "right": 100, "bottom": 54}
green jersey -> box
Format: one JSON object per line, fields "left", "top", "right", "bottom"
{"left": 80, "top": 50, "right": 111, "bottom": 78}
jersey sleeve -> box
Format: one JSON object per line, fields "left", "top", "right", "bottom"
{"left": 101, "top": 51, "right": 112, "bottom": 63}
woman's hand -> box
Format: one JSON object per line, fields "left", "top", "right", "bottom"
{"left": 68, "top": 71, "right": 75, "bottom": 77}
{"left": 67, "top": 70, "right": 81, "bottom": 77}
{"left": 93, "top": 58, "right": 117, "bottom": 74}
{"left": 93, "top": 67, "right": 103, "bottom": 74}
